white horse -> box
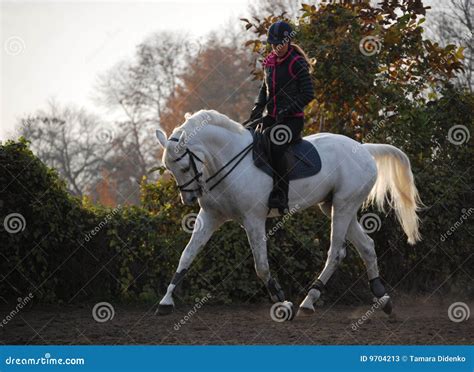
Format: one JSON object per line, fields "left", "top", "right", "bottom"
{"left": 155, "top": 109, "right": 421, "bottom": 318}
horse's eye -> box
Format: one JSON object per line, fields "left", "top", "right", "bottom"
{"left": 181, "top": 167, "right": 190, "bottom": 173}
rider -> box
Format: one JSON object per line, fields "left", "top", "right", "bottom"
{"left": 248, "top": 20, "right": 315, "bottom": 214}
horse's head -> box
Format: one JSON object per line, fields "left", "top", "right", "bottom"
{"left": 156, "top": 126, "right": 205, "bottom": 206}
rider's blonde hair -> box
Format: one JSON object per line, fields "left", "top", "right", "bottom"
{"left": 291, "top": 43, "right": 314, "bottom": 73}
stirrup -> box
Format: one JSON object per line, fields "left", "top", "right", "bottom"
{"left": 268, "top": 195, "right": 289, "bottom": 215}
{"left": 279, "top": 207, "right": 289, "bottom": 215}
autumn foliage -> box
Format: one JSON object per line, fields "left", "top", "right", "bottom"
{"left": 160, "top": 39, "right": 259, "bottom": 134}
{"left": 242, "top": 0, "right": 466, "bottom": 136}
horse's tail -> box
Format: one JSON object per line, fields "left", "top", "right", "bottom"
{"left": 363, "top": 143, "right": 422, "bottom": 245}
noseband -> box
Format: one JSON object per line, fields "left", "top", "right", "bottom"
{"left": 167, "top": 136, "right": 253, "bottom": 194}
{"left": 168, "top": 137, "right": 204, "bottom": 193}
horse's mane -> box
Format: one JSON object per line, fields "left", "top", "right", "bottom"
{"left": 172, "top": 109, "right": 246, "bottom": 136}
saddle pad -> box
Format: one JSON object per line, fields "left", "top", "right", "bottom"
{"left": 248, "top": 128, "right": 322, "bottom": 181}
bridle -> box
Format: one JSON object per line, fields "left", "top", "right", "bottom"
{"left": 168, "top": 137, "right": 204, "bottom": 193}
{"left": 168, "top": 136, "right": 254, "bottom": 194}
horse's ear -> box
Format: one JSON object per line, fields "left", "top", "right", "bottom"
{"left": 155, "top": 129, "right": 168, "bottom": 149}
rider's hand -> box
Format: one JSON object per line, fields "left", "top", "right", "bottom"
{"left": 255, "top": 123, "right": 264, "bottom": 134}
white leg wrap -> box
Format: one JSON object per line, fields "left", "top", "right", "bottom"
{"left": 299, "top": 288, "right": 321, "bottom": 310}
{"left": 159, "top": 284, "right": 176, "bottom": 306}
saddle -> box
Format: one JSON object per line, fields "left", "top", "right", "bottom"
{"left": 247, "top": 127, "right": 321, "bottom": 180}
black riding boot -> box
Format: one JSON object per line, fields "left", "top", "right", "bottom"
{"left": 268, "top": 151, "right": 290, "bottom": 214}
{"left": 264, "top": 116, "right": 303, "bottom": 215}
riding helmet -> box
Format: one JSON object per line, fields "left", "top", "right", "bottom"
{"left": 267, "top": 21, "right": 293, "bottom": 45}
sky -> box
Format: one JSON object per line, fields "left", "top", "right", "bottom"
{"left": 0, "top": 0, "right": 250, "bottom": 140}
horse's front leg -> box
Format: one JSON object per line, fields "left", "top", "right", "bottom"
{"left": 243, "top": 217, "right": 294, "bottom": 321}
{"left": 157, "top": 209, "right": 222, "bottom": 315}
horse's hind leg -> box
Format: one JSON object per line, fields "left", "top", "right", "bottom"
{"left": 346, "top": 218, "right": 392, "bottom": 314}
{"left": 346, "top": 218, "right": 379, "bottom": 280}
{"left": 298, "top": 201, "right": 354, "bottom": 314}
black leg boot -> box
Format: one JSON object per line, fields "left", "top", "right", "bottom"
{"left": 268, "top": 153, "right": 289, "bottom": 214}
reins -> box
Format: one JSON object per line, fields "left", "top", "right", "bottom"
{"left": 168, "top": 116, "right": 263, "bottom": 193}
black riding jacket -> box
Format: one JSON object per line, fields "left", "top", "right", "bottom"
{"left": 255, "top": 46, "right": 315, "bottom": 118}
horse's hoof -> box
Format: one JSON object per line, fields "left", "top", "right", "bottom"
{"left": 296, "top": 306, "right": 314, "bottom": 317}
{"left": 382, "top": 298, "right": 393, "bottom": 315}
{"left": 388, "top": 312, "right": 398, "bottom": 322}
{"left": 374, "top": 295, "right": 392, "bottom": 315}
{"left": 156, "top": 304, "right": 174, "bottom": 316}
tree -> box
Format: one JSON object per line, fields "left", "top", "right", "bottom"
{"left": 159, "top": 33, "right": 260, "bottom": 134}
{"left": 92, "top": 32, "right": 198, "bottom": 204}
{"left": 242, "top": 0, "right": 465, "bottom": 136}
{"left": 96, "top": 32, "right": 192, "bottom": 177}
{"left": 430, "top": 0, "right": 473, "bottom": 91}
{"left": 18, "top": 101, "right": 112, "bottom": 196}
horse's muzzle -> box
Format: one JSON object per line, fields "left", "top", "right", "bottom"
{"left": 181, "top": 193, "right": 199, "bottom": 206}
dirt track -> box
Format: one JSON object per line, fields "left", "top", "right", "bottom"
{"left": 1, "top": 296, "right": 472, "bottom": 345}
